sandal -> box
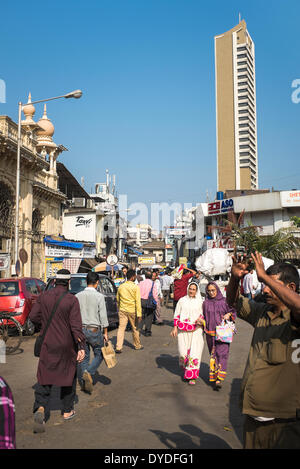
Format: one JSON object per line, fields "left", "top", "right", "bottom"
{"left": 214, "top": 381, "right": 222, "bottom": 391}
{"left": 63, "top": 410, "right": 76, "bottom": 421}
{"left": 188, "top": 379, "right": 196, "bottom": 385}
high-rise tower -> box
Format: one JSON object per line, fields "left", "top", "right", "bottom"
{"left": 215, "top": 19, "right": 258, "bottom": 192}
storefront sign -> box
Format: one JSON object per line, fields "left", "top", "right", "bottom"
{"left": 280, "top": 190, "right": 300, "bottom": 207}
{"left": 138, "top": 256, "right": 156, "bottom": 265}
{"left": 45, "top": 258, "right": 64, "bottom": 281}
{"left": 0, "top": 253, "right": 10, "bottom": 271}
{"left": 208, "top": 199, "right": 234, "bottom": 216}
{"left": 45, "top": 244, "right": 96, "bottom": 259}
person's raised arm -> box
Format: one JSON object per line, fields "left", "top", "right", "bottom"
{"left": 226, "top": 256, "right": 249, "bottom": 307}
{"left": 251, "top": 251, "right": 300, "bottom": 323}
{"left": 185, "top": 267, "right": 196, "bottom": 275}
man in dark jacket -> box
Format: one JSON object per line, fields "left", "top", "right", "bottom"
{"left": 29, "top": 269, "right": 85, "bottom": 433}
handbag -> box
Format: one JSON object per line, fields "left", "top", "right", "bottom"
{"left": 216, "top": 320, "right": 236, "bottom": 343}
{"left": 146, "top": 282, "right": 157, "bottom": 310}
{"left": 34, "top": 292, "right": 68, "bottom": 357}
{"left": 101, "top": 340, "right": 117, "bottom": 368}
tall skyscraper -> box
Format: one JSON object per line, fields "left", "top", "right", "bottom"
{"left": 215, "top": 20, "right": 258, "bottom": 192}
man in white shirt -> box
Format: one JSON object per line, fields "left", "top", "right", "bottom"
{"left": 152, "top": 271, "right": 164, "bottom": 325}
{"left": 243, "top": 270, "right": 255, "bottom": 300}
{"left": 160, "top": 271, "right": 174, "bottom": 307}
{"left": 76, "top": 271, "right": 109, "bottom": 394}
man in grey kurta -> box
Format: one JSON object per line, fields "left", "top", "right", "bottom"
{"left": 76, "top": 271, "right": 109, "bottom": 394}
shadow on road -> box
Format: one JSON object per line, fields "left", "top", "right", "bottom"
{"left": 109, "top": 336, "right": 136, "bottom": 350}
{"left": 149, "top": 424, "right": 232, "bottom": 449}
{"left": 198, "top": 362, "right": 211, "bottom": 386}
{"left": 94, "top": 371, "right": 111, "bottom": 386}
{"left": 228, "top": 378, "right": 243, "bottom": 444}
{"left": 156, "top": 353, "right": 212, "bottom": 388}
{"left": 156, "top": 354, "right": 182, "bottom": 377}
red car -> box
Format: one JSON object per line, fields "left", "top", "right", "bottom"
{"left": 0, "top": 278, "right": 45, "bottom": 335}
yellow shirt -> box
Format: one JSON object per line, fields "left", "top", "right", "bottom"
{"left": 117, "top": 281, "right": 142, "bottom": 317}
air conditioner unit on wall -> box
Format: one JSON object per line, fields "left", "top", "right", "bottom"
{"left": 72, "top": 197, "right": 86, "bottom": 208}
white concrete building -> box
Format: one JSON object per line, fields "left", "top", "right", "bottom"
{"left": 193, "top": 190, "right": 300, "bottom": 253}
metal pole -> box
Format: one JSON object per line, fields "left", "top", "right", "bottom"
{"left": 12, "top": 90, "right": 82, "bottom": 273}
{"left": 14, "top": 101, "right": 22, "bottom": 269}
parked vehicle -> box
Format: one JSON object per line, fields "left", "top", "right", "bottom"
{"left": 45, "top": 273, "right": 119, "bottom": 327}
{"left": 0, "top": 278, "right": 46, "bottom": 335}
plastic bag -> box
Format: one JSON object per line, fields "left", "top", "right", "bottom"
{"left": 195, "top": 249, "right": 232, "bottom": 276}
{"left": 171, "top": 264, "right": 185, "bottom": 280}
{"left": 216, "top": 320, "right": 236, "bottom": 343}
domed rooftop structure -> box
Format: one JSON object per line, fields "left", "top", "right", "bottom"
{"left": 23, "top": 92, "right": 35, "bottom": 119}
{"left": 22, "top": 92, "right": 37, "bottom": 128}
{"left": 36, "top": 104, "right": 55, "bottom": 137}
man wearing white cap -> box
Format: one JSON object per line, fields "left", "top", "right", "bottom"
{"left": 29, "top": 269, "right": 85, "bottom": 433}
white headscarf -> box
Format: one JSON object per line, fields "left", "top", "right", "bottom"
{"left": 174, "top": 281, "right": 203, "bottom": 324}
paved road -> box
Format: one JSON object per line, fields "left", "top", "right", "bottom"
{"left": 1, "top": 304, "right": 253, "bottom": 449}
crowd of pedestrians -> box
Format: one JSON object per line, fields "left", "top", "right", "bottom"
{"left": 2, "top": 251, "right": 299, "bottom": 450}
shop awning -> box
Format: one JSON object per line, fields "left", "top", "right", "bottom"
{"left": 127, "top": 246, "right": 143, "bottom": 255}
{"left": 44, "top": 236, "right": 83, "bottom": 250}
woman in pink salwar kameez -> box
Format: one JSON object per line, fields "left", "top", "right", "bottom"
{"left": 171, "top": 282, "right": 205, "bottom": 385}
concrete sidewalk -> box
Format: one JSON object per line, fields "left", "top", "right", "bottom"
{"left": 1, "top": 303, "right": 253, "bottom": 449}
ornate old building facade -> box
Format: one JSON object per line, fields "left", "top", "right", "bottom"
{"left": 0, "top": 94, "right": 67, "bottom": 279}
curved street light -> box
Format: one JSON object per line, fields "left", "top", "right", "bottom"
{"left": 14, "top": 90, "right": 83, "bottom": 271}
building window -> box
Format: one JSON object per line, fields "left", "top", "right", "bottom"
{"left": 32, "top": 208, "right": 43, "bottom": 233}
{"left": 0, "top": 182, "right": 14, "bottom": 235}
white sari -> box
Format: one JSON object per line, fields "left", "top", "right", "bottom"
{"left": 173, "top": 283, "right": 204, "bottom": 380}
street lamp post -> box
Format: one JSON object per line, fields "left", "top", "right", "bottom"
{"left": 14, "top": 90, "right": 82, "bottom": 271}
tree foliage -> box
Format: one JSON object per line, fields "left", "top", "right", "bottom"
{"left": 291, "top": 216, "right": 300, "bottom": 228}
{"left": 231, "top": 225, "right": 300, "bottom": 263}
{"left": 209, "top": 210, "right": 300, "bottom": 263}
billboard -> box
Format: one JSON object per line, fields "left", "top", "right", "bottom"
{"left": 208, "top": 199, "right": 234, "bottom": 216}
{"left": 63, "top": 212, "right": 96, "bottom": 243}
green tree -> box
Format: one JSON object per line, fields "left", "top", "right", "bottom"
{"left": 291, "top": 216, "right": 300, "bottom": 228}
{"left": 253, "top": 228, "right": 300, "bottom": 263}
{"left": 209, "top": 210, "right": 300, "bottom": 263}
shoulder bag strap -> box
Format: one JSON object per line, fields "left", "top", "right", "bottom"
{"left": 39, "top": 291, "right": 68, "bottom": 343}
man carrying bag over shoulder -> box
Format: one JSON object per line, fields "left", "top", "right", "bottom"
{"left": 29, "top": 269, "right": 85, "bottom": 433}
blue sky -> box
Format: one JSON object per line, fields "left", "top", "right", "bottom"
{"left": 1, "top": 0, "right": 300, "bottom": 220}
